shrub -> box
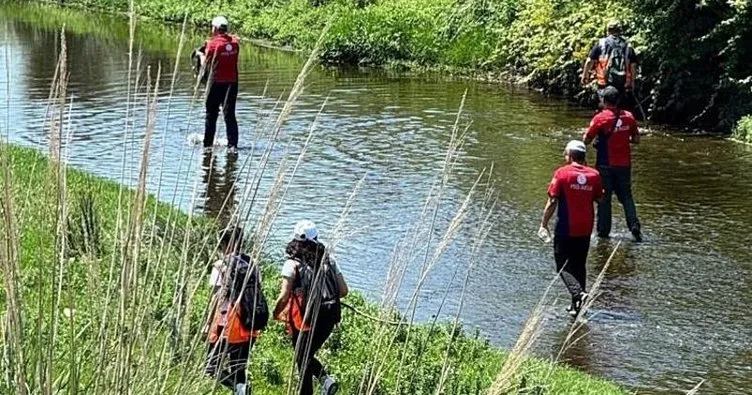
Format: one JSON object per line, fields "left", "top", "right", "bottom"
{"left": 732, "top": 115, "right": 752, "bottom": 144}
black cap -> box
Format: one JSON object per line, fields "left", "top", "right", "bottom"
{"left": 607, "top": 20, "right": 622, "bottom": 33}
{"left": 599, "top": 86, "right": 621, "bottom": 105}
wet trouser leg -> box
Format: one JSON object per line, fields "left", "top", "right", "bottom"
{"left": 222, "top": 83, "right": 239, "bottom": 148}
{"left": 291, "top": 317, "right": 336, "bottom": 395}
{"left": 205, "top": 339, "right": 253, "bottom": 391}
{"left": 612, "top": 166, "right": 641, "bottom": 233}
{"left": 596, "top": 166, "right": 614, "bottom": 237}
{"left": 204, "top": 82, "right": 223, "bottom": 148}
{"left": 554, "top": 236, "right": 591, "bottom": 302}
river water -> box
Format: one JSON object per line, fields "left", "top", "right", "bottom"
{"left": 1, "top": 4, "right": 751, "bottom": 394}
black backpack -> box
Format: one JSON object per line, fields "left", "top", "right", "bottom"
{"left": 225, "top": 254, "right": 269, "bottom": 331}
{"left": 294, "top": 256, "right": 342, "bottom": 327}
{"left": 602, "top": 37, "right": 629, "bottom": 90}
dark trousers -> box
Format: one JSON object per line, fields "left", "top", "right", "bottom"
{"left": 205, "top": 339, "right": 253, "bottom": 391}
{"left": 554, "top": 236, "right": 591, "bottom": 301}
{"left": 205, "top": 82, "right": 239, "bottom": 148}
{"left": 596, "top": 166, "right": 641, "bottom": 237}
{"left": 291, "top": 317, "right": 336, "bottom": 395}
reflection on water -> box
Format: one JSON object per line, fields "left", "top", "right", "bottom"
{"left": 200, "top": 151, "right": 239, "bottom": 229}
{"left": 2, "top": 4, "right": 752, "bottom": 394}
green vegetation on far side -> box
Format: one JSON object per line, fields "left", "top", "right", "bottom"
{"left": 732, "top": 115, "right": 752, "bottom": 144}
{"left": 8, "top": 0, "right": 752, "bottom": 133}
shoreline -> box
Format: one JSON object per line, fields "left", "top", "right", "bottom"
{"left": 0, "top": 142, "right": 631, "bottom": 394}
{"left": 14, "top": 0, "right": 751, "bottom": 142}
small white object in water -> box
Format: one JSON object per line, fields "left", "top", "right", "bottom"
{"left": 186, "top": 132, "right": 228, "bottom": 147}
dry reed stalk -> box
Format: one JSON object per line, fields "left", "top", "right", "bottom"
{"left": 686, "top": 379, "right": 705, "bottom": 395}
{"left": 366, "top": 142, "right": 479, "bottom": 394}
{"left": 0, "top": 138, "right": 26, "bottom": 395}
{"left": 554, "top": 242, "right": 621, "bottom": 363}
{"left": 433, "top": 167, "right": 498, "bottom": 395}
{"left": 93, "top": 2, "right": 137, "bottom": 390}
{"left": 44, "top": 27, "right": 70, "bottom": 395}
{"left": 1, "top": 22, "right": 27, "bottom": 395}
{"left": 486, "top": 270, "right": 565, "bottom": 394}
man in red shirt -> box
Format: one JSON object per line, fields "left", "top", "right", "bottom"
{"left": 540, "top": 140, "right": 603, "bottom": 316}
{"left": 583, "top": 86, "right": 642, "bottom": 241}
{"left": 199, "top": 16, "right": 240, "bottom": 151}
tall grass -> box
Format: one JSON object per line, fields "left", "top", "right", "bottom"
{"left": 0, "top": 7, "right": 638, "bottom": 395}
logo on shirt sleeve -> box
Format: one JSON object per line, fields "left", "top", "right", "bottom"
{"left": 225, "top": 43, "right": 233, "bottom": 52}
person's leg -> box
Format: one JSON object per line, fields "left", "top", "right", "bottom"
{"left": 570, "top": 237, "right": 591, "bottom": 296}
{"left": 612, "top": 166, "right": 641, "bottom": 236}
{"left": 292, "top": 328, "right": 316, "bottom": 395}
{"left": 222, "top": 83, "right": 239, "bottom": 149}
{"left": 292, "top": 319, "right": 335, "bottom": 395}
{"left": 554, "top": 236, "right": 584, "bottom": 302}
{"left": 596, "top": 166, "right": 614, "bottom": 237}
{"left": 206, "top": 340, "right": 235, "bottom": 391}
{"left": 204, "top": 83, "right": 222, "bottom": 148}
{"left": 220, "top": 340, "right": 252, "bottom": 393}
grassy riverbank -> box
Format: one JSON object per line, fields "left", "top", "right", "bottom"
{"left": 11, "top": 0, "right": 752, "bottom": 132}
{"left": 0, "top": 143, "right": 630, "bottom": 394}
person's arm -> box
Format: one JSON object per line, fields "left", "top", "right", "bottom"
{"left": 581, "top": 44, "right": 600, "bottom": 85}
{"left": 627, "top": 47, "right": 638, "bottom": 90}
{"left": 541, "top": 196, "right": 558, "bottom": 232}
{"left": 540, "top": 174, "right": 561, "bottom": 236}
{"left": 335, "top": 273, "right": 348, "bottom": 298}
{"left": 273, "top": 276, "right": 293, "bottom": 319}
{"left": 628, "top": 63, "right": 638, "bottom": 90}
{"left": 630, "top": 118, "right": 640, "bottom": 144}
{"left": 581, "top": 59, "right": 595, "bottom": 85}
{"left": 593, "top": 174, "right": 605, "bottom": 204}
{"left": 328, "top": 258, "right": 349, "bottom": 298}
{"left": 584, "top": 116, "right": 600, "bottom": 145}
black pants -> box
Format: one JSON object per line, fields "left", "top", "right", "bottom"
{"left": 291, "top": 317, "right": 336, "bottom": 395}
{"left": 205, "top": 82, "right": 239, "bottom": 148}
{"left": 597, "top": 166, "right": 641, "bottom": 237}
{"left": 554, "top": 236, "right": 591, "bottom": 302}
{"left": 205, "top": 339, "right": 253, "bottom": 391}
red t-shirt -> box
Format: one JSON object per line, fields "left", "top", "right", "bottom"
{"left": 205, "top": 34, "right": 239, "bottom": 83}
{"left": 585, "top": 109, "right": 639, "bottom": 167}
{"left": 547, "top": 163, "right": 604, "bottom": 237}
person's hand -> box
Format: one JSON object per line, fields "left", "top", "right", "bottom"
{"left": 537, "top": 225, "right": 552, "bottom": 243}
{"left": 580, "top": 76, "right": 590, "bottom": 86}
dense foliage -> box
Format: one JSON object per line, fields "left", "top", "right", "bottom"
{"left": 17, "top": 0, "right": 752, "bottom": 131}
{"left": 732, "top": 115, "right": 752, "bottom": 144}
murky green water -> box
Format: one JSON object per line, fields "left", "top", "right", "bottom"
{"left": 1, "top": 3, "right": 751, "bottom": 394}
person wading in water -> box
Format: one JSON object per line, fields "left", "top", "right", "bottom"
{"left": 584, "top": 86, "right": 643, "bottom": 242}
{"left": 205, "top": 227, "right": 268, "bottom": 395}
{"left": 540, "top": 141, "right": 604, "bottom": 316}
{"left": 581, "top": 20, "right": 639, "bottom": 112}
{"left": 273, "top": 220, "right": 348, "bottom": 395}
{"left": 197, "top": 16, "right": 240, "bottom": 152}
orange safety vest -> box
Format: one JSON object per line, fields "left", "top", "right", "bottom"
{"left": 594, "top": 37, "right": 633, "bottom": 88}
{"left": 208, "top": 300, "right": 260, "bottom": 344}
{"left": 286, "top": 292, "right": 312, "bottom": 332}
